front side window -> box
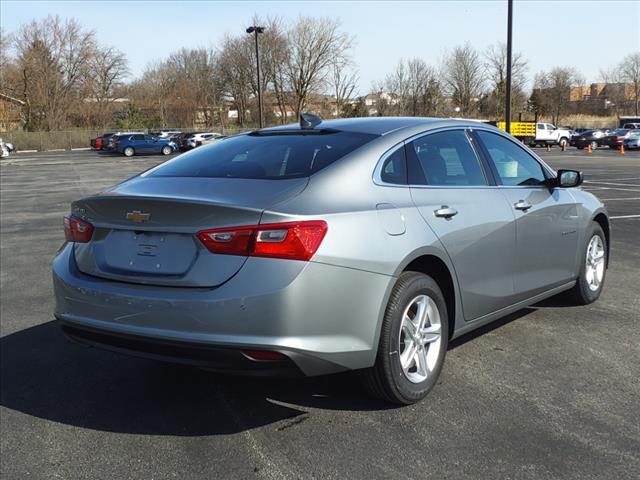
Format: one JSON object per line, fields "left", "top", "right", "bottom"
{"left": 477, "top": 130, "right": 547, "bottom": 186}
{"left": 148, "top": 130, "right": 378, "bottom": 179}
{"left": 407, "top": 130, "right": 487, "bottom": 186}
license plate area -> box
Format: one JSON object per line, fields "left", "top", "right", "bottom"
{"left": 101, "top": 230, "right": 196, "bottom": 275}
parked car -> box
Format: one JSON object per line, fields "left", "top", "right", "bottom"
{"left": 569, "top": 128, "right": 590, "bottom": 144}
{"left": 115, "top": 133, "right": 177, "bottom": 156}
{"left": 623, "top": 131, "right": 640, "bottom": 150}
{"left": 104, "top": 132, "right": 143, "bottom": 151}
{"left": 601, "top": 129, "right": 632, "bottom": 149}
{"left": 171, "top": 132, "right": 197, "bottom": 151}
{"left": 573, "top": 130, "right": 606, "bottom": 150}
{"left": 3, "top": 140, "right": 15, "bottom": 153}
{"left": 622, "top": 122, "right": 640, "bottom": 130}
{"left": 0, "top": 138, "right": 9, "bottom": 158}
{"left": 54, "top": 117, "right": 609, "bottom": 405}
{"left": 91, "top": 132, "right": 115, "bottom": 150}
{"left": 199, "top": 135, "right": 227, "bottom": 147}
{"left": 150, "top": 130, "right": 182, "bottom": 139}
{"left": 183, "top": 132, "right": 222, "bottom": 150}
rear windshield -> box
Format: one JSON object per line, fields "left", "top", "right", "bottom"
{"left": 147, "top": 130, "right": 378, "bottom": 179}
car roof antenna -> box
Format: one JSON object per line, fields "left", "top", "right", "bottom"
{"left": 300, "top": 112, "right": 322, "bottom": 129}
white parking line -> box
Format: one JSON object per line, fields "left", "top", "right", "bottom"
{"left": 600, "top": 197, "right": 640, "bottom": 201}
{"left": 589, "top": 177, "right": 640, "bottom": 182}
{"left": 585, "top": 181, "right": 640, "bottom": 187}
{"left": 609, "top": 214, "right": 640, "bottom": 219}
{"left": 583, "top": 186, "right": 640, "bottom": 193}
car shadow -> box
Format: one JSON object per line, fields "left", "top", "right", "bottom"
{"left": 449, "top": 307, "right": 535, "bottom": 349}
{"left": 1, "top": 306, "right": 542, "bottom": 436}
{"left": 0, "top": 321, "right": 391, "bottom": 436}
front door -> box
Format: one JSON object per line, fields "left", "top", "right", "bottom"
{"left": 475, "top": 130, "right": 579, "bottom": 301}
{"left": 407, "top": 129, "right": 518, "bottom": 321}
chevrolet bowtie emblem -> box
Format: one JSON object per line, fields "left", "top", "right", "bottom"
{"left": 126, "top": 210, "right": 151, "bottom": 223}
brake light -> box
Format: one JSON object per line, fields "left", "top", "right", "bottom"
{"left": 197, "top": 220, "right": 327, "bottom": 261}
{"left": 63, "top": 215, "right": 94, "bottom": 243}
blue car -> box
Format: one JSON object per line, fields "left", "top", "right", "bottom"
{"left": 115, "top": 134, "right": 177, "bottom": 157}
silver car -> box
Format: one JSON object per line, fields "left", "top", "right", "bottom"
{"left": 53, "top": 117, "right": 609, "bottom": 404}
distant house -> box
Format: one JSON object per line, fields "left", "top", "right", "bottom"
{"left": 0, "top": 93, "right": 25, "bottom": 131}
{"left": 362, "top": 92, "right": 399, "bottom": 116}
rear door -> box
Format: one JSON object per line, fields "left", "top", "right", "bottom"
{"left": 407, "top": 129, "right": 518, "bottom": 320}
{"left": 474, "top": 129, "right": 579, "bottom": 301}
{"left": 142, "top": 134, "right": 156, "bottom": 153}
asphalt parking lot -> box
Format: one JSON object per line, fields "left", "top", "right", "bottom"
{"left": 1, "top": 147, "right": 639, "bottom": 479}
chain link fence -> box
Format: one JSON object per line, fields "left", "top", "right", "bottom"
{"left": 0, "top": 127, "right": 253, "bottom": 152}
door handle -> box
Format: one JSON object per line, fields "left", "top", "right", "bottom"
{"left": 434, "top": 206, "right": 458, "bottom": 219}
{"left": 514, "top": 200, "right": 532, "bottom": 211}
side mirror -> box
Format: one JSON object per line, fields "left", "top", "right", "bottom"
{"left": 557, "top": 169, "right": 583, "bottom": 188}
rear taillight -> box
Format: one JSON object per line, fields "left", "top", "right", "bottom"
{"left": 197, "top": 220, "right": 327, "bottom": 261}
{"left": 63, "top": 215, "right": 94, "bottom": 243}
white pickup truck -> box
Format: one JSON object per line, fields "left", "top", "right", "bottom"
{"left": 496, "top": 122, "right": 572, "bottom": 148}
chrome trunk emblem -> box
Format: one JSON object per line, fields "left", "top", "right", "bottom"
{"left": 126, "top": 210, "right": 151, "bottom": 223}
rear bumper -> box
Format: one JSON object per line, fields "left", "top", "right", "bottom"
{"left": 60, "top": 321, "right": 303, "bottom": 376}
{"left": 53, "top": 243, "right": 393, "bottom": 376}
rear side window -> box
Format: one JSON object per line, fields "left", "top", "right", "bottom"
{"left": 148, "top": 131, "right": 378, "bottom": 179}
{"left": 380, "top": 147, "right": 407, "bottom": 185}
{"left": 477, "top": 131, "right": 547, "bottom": 186}
{"left": 131, "top": 134, "right": 144, "bottom": 141}
{"left": 407, "top": 130, "right": 487, "bottom": 186}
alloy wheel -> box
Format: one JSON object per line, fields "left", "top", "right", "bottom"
{"left": 585, "top": 235, "right": 605, "bottom": 292}
{"left": 398, "top": 294, "right": 442, "bottom": 384}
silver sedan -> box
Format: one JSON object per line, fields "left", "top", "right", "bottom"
{"left": 53, "top": 117, "right": 609, "bottom": 404}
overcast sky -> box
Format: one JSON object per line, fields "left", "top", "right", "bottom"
{"left": 2, "top": 0, "right": 639, "bottom": 93}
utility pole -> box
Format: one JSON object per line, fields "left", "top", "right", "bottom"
{"left": 505, "top": 0, "right": 513, "bottom": 133}
{"left": 246, "top": 26, "right": 265, "bottom": 128}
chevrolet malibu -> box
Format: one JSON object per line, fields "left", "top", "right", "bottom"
{"left": 53, "top": 117, "right": 609, "bottom": 404}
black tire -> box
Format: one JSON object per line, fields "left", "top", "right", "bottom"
{"left": 568, "top": 222, "right": 607, "bottom": 305}
{"left": 558, "top": 137, "right": 569, "bottom": 148}
{"left": 123, "top": 146, "right": 135, "bottom": 157}
{"left": 360, "top": 271, "right": 449, "bottom": 405}
{"left": 576, "top": 146, "right": 584, "bottom": 150}
{"left": 161, "top": 145, "right": 172, "bottom": 155}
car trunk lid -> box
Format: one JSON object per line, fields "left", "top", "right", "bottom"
{"left": 72, "top": 176, "right": 308, "bottom": 287}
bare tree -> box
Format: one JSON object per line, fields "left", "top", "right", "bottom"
{"left": 285, "top": 16, "right": 353, "bottom": 117}
{"left": 13, "top": 15, "right": 97, "bottom": 130}
{"left": 329, "top": 56, "right": 358, "bottom": 117}
{"left": 216, "top": 35, "right": 254, "bottom": 126}
{"left": 442, "top": 43, "right": 485, "bottom": 116}
{"left": 83, "top": 46, "right": 128, "bottom": 127}
{"left": 483, "top": 42, "right": 528, "bottom": 120}
{"left": 533, "top": 66, "right": 583, "bottom": 125}
{"left": 619, "top": 51, "right": 640, "bottom": 115}
{"left": 382, "top": 58, "right": 444, "bottom": 117}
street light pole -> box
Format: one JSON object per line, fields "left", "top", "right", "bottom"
{"left": 246, "top": 26, "right": 265, "bottom": 128}
{"left": 505, "top": 0, "right": 513, "bottom": 134}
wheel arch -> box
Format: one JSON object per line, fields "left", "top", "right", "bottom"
{"left": 399, "top": 253, "right": 460, "bottom": 342}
